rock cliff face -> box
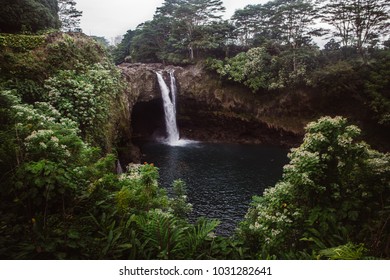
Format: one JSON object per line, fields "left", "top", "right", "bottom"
{"left": 119, "top": 63, "right": 306, "bottom": 149}
{"left": 118, "top": 62, "right": 389, "bottom": 161}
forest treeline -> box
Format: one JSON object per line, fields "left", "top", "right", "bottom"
{"left": 114, "top": 0, "right": 389, "bottom": 64}
{"left": 0, "top": 0, "right": 81, "bottom": 33}
{"left": 0, "top": 0, "right": 389, "bottom": 259}
{"left": 114, "top": 0, "right": 390, "bottom": 130}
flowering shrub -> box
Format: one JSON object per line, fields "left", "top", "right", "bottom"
{"left": 0, "top": 90, "right": 240, "bottom": 259}
{"left": 116, "top": 164, "right": 168, "bottom": 214}
{"left": 0, "top": 90, "right": 120, "bottom": 258}
{"left": 239, "top": 116, "right": 390, "bottom": 258}
{"left": 169, "top": 179, "right": 193, "bottom": 219}
{"left": 45, "top": 63, "right": 122, "bottom": 146}
{"left": 0, "top": 33, "right": 240, "bottom": 260}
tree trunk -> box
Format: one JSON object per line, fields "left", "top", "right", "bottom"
{"left": 189, "top": 45, "right": 194, "bottom": 60}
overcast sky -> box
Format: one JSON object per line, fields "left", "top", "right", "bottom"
{"left": 75, "top": 0, "right": 267, "bottom": 41}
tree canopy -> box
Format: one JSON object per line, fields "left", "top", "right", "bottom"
{"left": 120, "top": 0, "right": 229, "bottom": 63}
{"left": 0, "top": 0, "right": 60, "bottom": 33}
{"left": 58, "top": 0, "right": 82, "bottom": 32}
{"left": 320, "top": 0, "right": 390, "bottom": 55}
{"left": 115, "top": 0, "right": 389, "bottom": 64}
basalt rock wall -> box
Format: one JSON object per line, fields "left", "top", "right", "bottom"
{"left": 119, "top": 63, "right": 307, "bottom": 148}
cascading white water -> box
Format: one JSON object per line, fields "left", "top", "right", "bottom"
{"left": 156, "top": 71, "right": 180, "bottom": 144}
{"left": 116, "top": 160, "right": 124, "bottom": 174}
{"left": 169, "top": 71, "right": 177, "bottom": 115}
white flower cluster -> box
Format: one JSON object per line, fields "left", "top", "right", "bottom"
{"left": 247, "top": 181, "right": 299, "bottom": 246}
{"left": 25, "top": 129, "right": 54, "bottom": 142}
{"left": 149, "top": 208, "right": 174, "bottom": 219}
{"left": 44, "top": 63, "right": 119, "bottom": 135}
{"left": 25, "top": 129, "right": 72, "bottom": 158}
{"left": 306, "top": 116, "right": 345, "bottom": 131}
{"left": 13, "top": 104, "right": 55, "bottom": 126}
{"left": 119, "top": 163, "right": 143, "bottom": 181}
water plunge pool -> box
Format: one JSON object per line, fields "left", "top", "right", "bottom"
{"left": 141, "top": 141, "right": 288, "bottom": 235}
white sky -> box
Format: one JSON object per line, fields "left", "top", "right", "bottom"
{"left": 75, "top": 0, "right": 267, "bottom": 41}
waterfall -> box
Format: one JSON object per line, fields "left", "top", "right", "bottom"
{"left": 156, "top": 71, "right": 180, "bottom": 144}
{"left": 116, "top": 160, "right": 123, "bottom": 174}
{"left": 169, "top": 71, "right": 177, "bottom": 114}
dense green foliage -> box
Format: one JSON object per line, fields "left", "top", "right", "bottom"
{"left": 0, "top": 32, "right": 108, "bottom": 102}
{"left": 114, "top": 0, "right": 231, "bottom": 64}
{"left": 0, "top": 0, "right": 60, "bottom": 33}
{"left": 114, "top": 0, "right": 389, "bottom": 64}
{"left": 44, "top": 63, "right": 122, "bottom": 147}
{"left": 0, "top": 34, "right": 46, "bottom": 51}
{"left": 365, "top": 50, "right": 390, "bottom": 127}
{"left": 0, "top": 30, "right": 244, "bottom": 260}
{"left": 112, "top": 30, "right": 136, "bottom": 64}
{"left": 205, "top": 0, "right": 389, "bottom": 92}
{"left": 0, "top": 32, "right": 127, "bottom": 258}
{"left": 112, "top": 0, "right": 390, "bottom": 135}
{"left": 1, "top": 0, "right": 389, "bottom": 260}
{"left": 239, "top": 117, "right": 390, "bottom": 259}
{"left": 208, "top": 44, "right": 318, "bottom": 91}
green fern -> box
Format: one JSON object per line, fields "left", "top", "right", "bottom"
{"left": 136, "top": 210, "right": 188, "bottom": 259}
{"left": 319, "top": 243, "right": 368, "bottom": 260}
{"left": 185, "top": 217, "right": 220, "bottom": 258}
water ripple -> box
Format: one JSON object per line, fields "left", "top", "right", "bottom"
{"left": 141, "top": 142, "right": 288, "bottom": 235}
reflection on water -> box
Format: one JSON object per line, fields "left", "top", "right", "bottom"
{"left": 141, "top": 142, "right": 288, "bottom": 235}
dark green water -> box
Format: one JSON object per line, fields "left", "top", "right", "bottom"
{"left": 141, "top": 142, "right": 288, "bottom": 235}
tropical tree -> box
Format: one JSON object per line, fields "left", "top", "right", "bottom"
{"left": 231, "top": 0, "right": 323, "bottom": 48}
{"left": 231, "top": 4, "right": 264, "bottom": 47}
{"left": 320, "top": 0, "right": 390, "bottom": 56}
{"left": 58, "top": 0, "right": 82, "bottom": 32}
{"left": 130, "top": 19, "right": 171, "bottom": 63}
{"left": 130, "top": 0, "right": 227, "bottom": 63}
{"left": 112, "top": 29, "right": 136, "bottom": 64}
{"left": 158, "top": 0, "right": 226, "bottom": 60}
{"left": 270, "top": 0, "right": 321, "bottom": 47}
{"left": 0, "top": 0, "right": 60, "bottom": 33}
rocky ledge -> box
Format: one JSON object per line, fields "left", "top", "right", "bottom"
{"left": 119, "top": 63, "right": 307, "bottom": 149}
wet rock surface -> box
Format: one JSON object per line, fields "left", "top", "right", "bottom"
{"left": 119, "top": 63, "right": 305, "bottom": 149}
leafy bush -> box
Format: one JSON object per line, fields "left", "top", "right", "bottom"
{"left": 169, "top": 179, "right": 193, "bottom": 218}
{"left": 116, "top": 164, "right": 168, "bottom": 214}
{"left": 0, "top": 33, "right": 111, "bottom": 105}
{"left": 239, "top": 116, "right": 390, "bottom": 259}
{"left": 311, "top": 60, "right": 363, "bottom": 95}
{"left": 365, "top": 50, "right": 390, "bottom": 126}
{"left": 44, "top": 63, "right": 122, "bottom": 146}
{"left": 209, "top": 45, "right": 318, "bottom": 92}
{"left": 45, "top": 33, "right": 107, "bottom": 72}
{"left": 318, "top": 243, "right": 368, "bottom": 260}
{"left": 0, "top": 90, "right": 121, "bottom": 259}
{"left": 0, "top": 34, "right": 46, "bottom": 51}
{"left": 209, "top": 48, "right": 271, "bottom": 92}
